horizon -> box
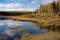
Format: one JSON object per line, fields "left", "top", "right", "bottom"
{"left": 0, "top": 0, "right": 57, "bottom": 11}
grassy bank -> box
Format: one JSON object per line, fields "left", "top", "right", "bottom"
{"left": 14, "top": 31, "right": 60, "bottom": 40}
{"left": 7, "top": 15, "right": 60, "bottom": 31}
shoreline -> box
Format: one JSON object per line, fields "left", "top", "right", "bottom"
{"left": 7, "top": 16, "right": 60, "bottom": 30}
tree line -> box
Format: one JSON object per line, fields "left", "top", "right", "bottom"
{"left": 0, "top": 11, "right": 32, "bottom": 16}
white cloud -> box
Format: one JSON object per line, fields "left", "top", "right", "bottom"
{"left": 0, "top": 8, "right": 36, "bottom": 11}
{"left": 31, "top": 0, "right": 39, "bottom": 4}
{"left": 31, "top": 1, "right": 36, "bottom": 4}
{"left": 23, "top": 8, "right": 36, "bottom": 11}
{"left": 41, "top": 0, "right": 57, "bottom": 4}
{"left": 0, "top": 3, "right": 22, "bottom": 8}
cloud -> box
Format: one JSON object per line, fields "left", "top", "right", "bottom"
{"left": 0, "top": 8, "right": 36, "bottom": 11}
{"left": 41, "top": 0, "right": 57, "bottom": 4}
{"left": 0, "top": 3, "right": 22, "bottom": 8}
{"left": 23, "top": 8, "right": 36, "bottom": 11}
{"left": 0, "top": 0, "right": 39, "bottom": 11}
{"left": 31, "top": 0, "right": 40, "bottom": 4}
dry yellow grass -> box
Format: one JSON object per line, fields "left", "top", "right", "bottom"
{"left": 20, "top": 31, "right": 60, "bottom": 40}
{"left": 7, "top": 15, "right": 60, "bottom": 29}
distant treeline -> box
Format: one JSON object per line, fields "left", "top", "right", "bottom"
{"left": 0, "top": 11, "right": 32, "bottom": 16}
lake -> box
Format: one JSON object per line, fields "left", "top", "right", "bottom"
{"left": 0, "top": 20, "right": 47, "bottom": 40}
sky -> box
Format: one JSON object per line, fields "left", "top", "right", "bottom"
{"left": 0, "top": 0, "right": 57, "bottom": 11}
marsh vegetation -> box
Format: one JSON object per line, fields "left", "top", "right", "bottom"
{"left": 0, "top": 0, "right": 60, "bottom": 40}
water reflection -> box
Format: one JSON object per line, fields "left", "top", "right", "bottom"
{"left": 0, "top": 20, "right": 47, "bottom": 40}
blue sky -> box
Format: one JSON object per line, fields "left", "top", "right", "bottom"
{"left": 0, "top": 0, "right": 57, "bottom": 11}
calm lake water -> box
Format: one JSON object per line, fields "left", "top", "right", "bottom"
{"left": 0, "top": 20, "right": 47, "bottom": 40}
